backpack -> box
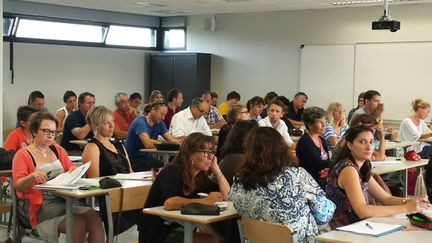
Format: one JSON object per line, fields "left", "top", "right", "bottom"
{"left": 0, "top": 148, "right": 15, "bottom": 170}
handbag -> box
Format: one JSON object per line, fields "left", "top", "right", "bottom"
{"left": 308, "top": 194, "right": 336, "bottom": 225}
{"left": 180, "top": 203, "right": 220, "bottom": 216}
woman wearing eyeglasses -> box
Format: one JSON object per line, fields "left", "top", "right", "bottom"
{"left": 139, "top": 133, "right": 229, "bottom": 243}
{"left": 324, "top": 102, "right": 348, "bottom": 147}
{"left": 12, "top": 112, "right": 104, "bottom": 243}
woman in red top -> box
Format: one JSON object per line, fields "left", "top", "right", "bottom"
{"left": 4, "top": 106, "right": 38, "bottom": 151}
{"left": 12, "top": 112, "right": 104, "bottom": 242}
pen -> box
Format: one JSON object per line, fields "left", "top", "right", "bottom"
{"left": 366, "top": 222, "right": 374, "bottom": 230}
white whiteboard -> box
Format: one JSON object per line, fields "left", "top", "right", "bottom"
{"left": 300, "top": 44, "right": 355, "bottom": 112}
{"left": 354, "top": 42, "right": 432, "bottom": 121}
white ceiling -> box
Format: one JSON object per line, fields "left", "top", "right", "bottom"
{"left": 21, "top": 0, "right": 432, "bottom": 16}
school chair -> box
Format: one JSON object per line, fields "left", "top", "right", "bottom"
{"left": 238, "top": 216, "right": 294, "bottom": 243}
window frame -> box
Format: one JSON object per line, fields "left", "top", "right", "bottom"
{"left": 162, "top": 27, "right": 187, "bottom": 51}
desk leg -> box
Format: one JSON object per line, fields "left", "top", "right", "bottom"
{"left": 404, "top": 169, "right": 408, "bottom": 197}
{"left": 184, "top": 222, "right": 194, "bottom": 243}
{"left": 163, "top": 155, "right": 170, "bottom": 166}
{"left": 65, "top": 196, "right": 73, "bottom": 243}
{"left": 105, "top": 194, "right": 114, "bottom": 243}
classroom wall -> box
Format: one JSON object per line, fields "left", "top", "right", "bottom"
{"left": 2, "top": 42, "right": 150, "bottom": 129}
{"left": 186, "top": 3, "right": 432, "bottom": 108}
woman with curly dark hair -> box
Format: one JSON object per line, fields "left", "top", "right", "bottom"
{"left": 229, "top": 127, "right": 335, "bottom": 242}
{"left": 139, "top": 133, "right": 229, "bottom": 243}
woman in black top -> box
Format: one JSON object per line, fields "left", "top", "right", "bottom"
{"left": 139, "top": 133, "right": 229, "bottom": 243}
{"left": 82, "top": 106, "right": 136, "bottom": 235}
{"left": 296, "top": 106, "right": 330, "bottom": 190}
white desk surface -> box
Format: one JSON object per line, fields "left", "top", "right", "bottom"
{"left": 143, "top": 201, "right": 238, "bottom": 225}
{"left": 140, "top": 148, "right": 179, "bottom": 155}
{"left": 384, "top": 141, "right": 420, "bottom": 150}
{"left": 372, "top": 157, "right": 428, "bottom": 175}
{"left": 315, "top": 216, "right": 432, "bottom": 243}
{"left": 69, "top": 140, "right": 89, "bottom": 146}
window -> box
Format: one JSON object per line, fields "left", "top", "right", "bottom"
{"left": 3, "top": 17, "right": 14, "bottom": 36}
{"left": 16, "top": 19, "right": 105, "bottom": 43}
{"left": 106, "top": 25, "right": 157, "bottom": 47}
{"left": 163, "top": 29, "right": 185, "bottom": 49}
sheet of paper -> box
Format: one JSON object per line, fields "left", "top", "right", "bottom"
{"left": 113, "top": 171, "right": 153, "bottom": 180}
{"left": 337, "top": 220, "right": 405, "bottom": 237}
{"left": 371, "top": 160, "right": 402, "bottom": 165}
{"left": 68, "top": 156, "right": 82, "bottom": 162}
{"left": 46, "top": 162, "right": 91, "bottom": 186}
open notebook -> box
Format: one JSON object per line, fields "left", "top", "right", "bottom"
{"left": 337, "top": 220, "right": 405, "bottom": 237}
{"left": 35, "top": 162, "right": 91, "bottom": 190}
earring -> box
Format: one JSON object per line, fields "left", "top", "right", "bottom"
{"left": 191, "top": 160, "right": 194, "bottom": 165}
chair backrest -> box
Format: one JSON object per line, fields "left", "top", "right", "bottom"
{"left": 240, "top": 216, "right": 293, "bottom": 243}
{"left": 109, "top": 185, "right": 151, "bottom": 212}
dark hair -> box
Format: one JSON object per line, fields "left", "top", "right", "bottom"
{"left": 78, "top": 92, "right": 95, "bottom": 104}
{"left": 363, "top": 90, "right": 381, "bottom": 101}
{"left": 191, "top": 97, "right": 205, "bottom": 107}
{"left": 355, "top": 92, "right": 366, "bottom": 109}
{"left": 172, "top": 133, "right": 215, "bottom": 195}
{"left": 237, "top": 127, "right": 295, "bottom": 190}
{"left": 221, "top": 120, "right": 258, "bottom": 158}
{"left": 263, "top": 92, "right": 278, "bottom": 105}
{"left": 27, "top": 90, "right": 44, "bottom": 105}
{"left": 350, "top": 114, "right": 378, "bottom": 127}
{"left": 267, "top": 99, "right": 287, "bottom": 113}
{"left": 30, "top": 112, "right": 58, "bottom": 135}
{"left": 167, "top": 89, "right": 182, "bottom": 102}
{"left": 129, "top": 92, "right": 142, "bottom": 101}
{"left": 63, "top": 90, "right": 77, "bottom": 103}
{"left": 210, "top": 91, "right": 218, "bottom": 99}
{"left": 226, "top": 91, "right": 241, "bottom": 101}
{"left": 247, "top": 96, "right": 265, "bottom": 111}
{"left": 294, "top": 92, "right": 308, "bottom": 99}
{"left": 143, "top": 100, "right": 167, "bottom": 114}
{"left": 302, "top": 106, "right": 326, "bottom": 130}
{"left": 17, "top": 106, "right": 38, "bottom": 126}
{"left": 274, "top": 96, "right": 290, "bottom": 107}
{"left": 334, "top": 125, "right": 373, "bottom": 182}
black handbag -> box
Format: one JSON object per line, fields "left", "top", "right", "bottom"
{"left": 180, "top": 203, "right": 220, "bottom": 215}
{"left": 155, "top": 142, "right": 180, "bottom": 151}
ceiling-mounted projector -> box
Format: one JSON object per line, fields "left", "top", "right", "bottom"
{"left": 372, "top": 0, "right": 400, "bottom": 32}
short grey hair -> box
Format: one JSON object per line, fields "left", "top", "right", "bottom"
{"left": 191, "top": 97, "right": 204, "bottom": 107}
{"left": 114, "top": 92, "right": 128, "bottom": 105}
{"left": 302, "top": 106, "right": 326, "bottom": 130}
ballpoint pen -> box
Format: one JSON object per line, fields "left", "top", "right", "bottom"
{"left": 366, "top": 222, "right": 374, "bottom": 230}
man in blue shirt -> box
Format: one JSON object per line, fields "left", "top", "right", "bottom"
{"left": 125, "top": 100, "right": 179, "bottom": 171}
{"left": 61, "top": 92, "right": 95, "bottom": 154}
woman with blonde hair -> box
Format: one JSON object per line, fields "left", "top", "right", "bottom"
{"left": 324, "top": 102, "right": 348, "bottom": 147}
{"left": 398, "top": 98, "right": 432, "bottom": 158}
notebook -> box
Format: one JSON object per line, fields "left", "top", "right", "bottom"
{"left": 336, "top": 220, "right": 405, "bottom": 237}
{"left": 35, "top": 162, "right": 91, "bottom": 190}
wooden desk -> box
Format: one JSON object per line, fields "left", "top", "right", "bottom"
{"left": 315, "top": 217, "right": 432, "bottom": 243}
{"left": 372, "top": 157, "right": 428, "bottom": 196}
{"left": 69, "top": 140, "right": 88, "bottom": 149}
{"left": 42, "top": 179, "right": 152, "bottom": 243}
{"left": 140, "top": 148, "right": 179, "bottom": 166}
{"left": 143, "top": 201, "right": 239, "bottom": 243}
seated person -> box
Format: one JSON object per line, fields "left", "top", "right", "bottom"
{"left": 56, "top": 90, "right": 77, "bottom": 132}
{"left": 139, "top": 133, "right": 229, "bottom": 243}
{"left": 12, "top": 112, "right": 104, "bottom": 242}
{"left": 347, "top": 92, "right": 365, "bottom": 123}
{"left": 218, "top": 120, "right": 258, "bottom": 185}
{"left": 163, "top": 88, "right": 184, "bottom": 128}
{"left": 210, "top": 91, "right": 218, "bottom": 107}
{"left": 229, "top": 127, "right": 336, "bottom": 242}
{"left": 247, "top": 96, "right": 265, "bottom": 121}
{"left": 143, "top": 90, "right": 164, "bottom": 115}
{"left": 398, "top": 98, "right": 432, "bottom": 159}
{"left": 61, "top": 92, "right": 95, "bottom": 154}
{"left": 125, "top": 100, "right": 179, "bottom": 172}
{"left": 129, "top": 92, "right": 142, "bottom": 117}
{"left": 82, "top": 106, "right": 138, "bottom": 235}
{"left": 296, "top": 107, "right": 330, "bottom": 190}
{"left": 286, "top": 92, "right": 308, "bottom": 133}
{"left": 4, "top": 106, "right": 38, "bottom": 151}
{"left": 16, "top": 91, "right": 48, "bottom": 128}
{"left": 332, "top": 114, "right": 386, "bottom": 162}
{"left": 326, "top": 125, "right": 431, "bottom": 228}
{"left": 218, "top": 91, "right": 241, "bottom": 117}
{"left": 169, "top": 98, "right": 212, "bottom": 139}
{"left": 113, "top": 92, "right": 136, "bottom": 140}
{"left": 260, "top": 91, "right": 278, "bottom": 119}
{"left": 324, "top": 102, "right": 348, "bottom": 147}
{"left": 258, "top": 99, "right": 294, "bottom": 147}
{"left": 216, "top": 104, "right": 250, "bottom": 158}
{"left": 202, "top": 91, "right": 227, "bottom": 129}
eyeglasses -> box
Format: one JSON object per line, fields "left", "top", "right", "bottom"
{"left": 240, "top": 110, "right": 249, "bottom": 114}
{"left": 197, "top": 150, "right": 215, "bottom": 157}
{"left": 39, "top": 128, "right": 59, "bottom": 136}
{"left": 196, "top": 105, "right": 207, "bottom": 114}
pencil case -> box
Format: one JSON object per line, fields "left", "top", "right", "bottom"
{"left": 407, "top": 212, "right": 432, "bottom": 230}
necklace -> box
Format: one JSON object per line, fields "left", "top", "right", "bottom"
{"left": 34, "top": 147, "right": 49, "bottom": 158}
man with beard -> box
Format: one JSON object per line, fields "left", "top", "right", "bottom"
{"left": 349, "top": 90, "right": 383, "bottom": 125}
{"left": 258, "top": 99, "right": 294, "bottom": 147}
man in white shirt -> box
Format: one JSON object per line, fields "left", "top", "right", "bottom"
{"left": 259, "top": 99, "right": 294, "bottom": 147}
{"left": 169, "top": 97, "right": 212, "bottom": 139}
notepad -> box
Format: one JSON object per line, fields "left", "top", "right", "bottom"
{"left": 337, "top": 220, "right": 405, "bottom": 237}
